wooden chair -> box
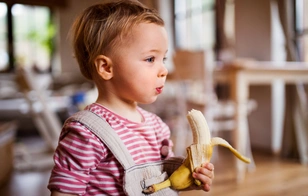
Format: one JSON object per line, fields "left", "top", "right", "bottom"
{"left": 171, "top": 49, "right": 257, "bottom": 181}
{"left": 14, "top": 67, "right": 62, "bottom": 170}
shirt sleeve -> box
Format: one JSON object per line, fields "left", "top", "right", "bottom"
{"left": 48, "top": 121, "right": 107, "bottom": 195}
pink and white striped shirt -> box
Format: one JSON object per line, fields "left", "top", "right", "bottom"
{"left": 48, "top": 103, "right": 174, "bottom": 195}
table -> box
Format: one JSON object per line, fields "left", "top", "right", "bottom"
{"left": 215, "top": 60, "right": 308, "bottom": 182}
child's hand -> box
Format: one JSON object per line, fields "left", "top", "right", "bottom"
{"left": 192, "top": 162, "right": 214, "bottom": 192}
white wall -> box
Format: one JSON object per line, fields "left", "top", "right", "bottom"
{"left": 234, "top": 0, "right": 286, "bottom": 151}
{"left": 54, "top": 0, "right": 105, "bottom": 78}
{"left": 157, "top": 0, "right": 174, "bottom": 71}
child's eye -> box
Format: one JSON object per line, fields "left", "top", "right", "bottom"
{"left": 163, "top": 57, "right": 167, "bottom": 64}
{"left": 146, "top": 57, "right": 155, "bottom": 63}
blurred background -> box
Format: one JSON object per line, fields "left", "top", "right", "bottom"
{"left": 0, "top": 0, "right": 308, "bottom": 195}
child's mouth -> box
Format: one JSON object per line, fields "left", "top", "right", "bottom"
{"left": 156, "top": 86, "right": 163, "bottom": 94}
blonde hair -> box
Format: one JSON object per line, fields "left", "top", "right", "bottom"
{"left": 71, "top": 0, "right": 164, "bottom": 80}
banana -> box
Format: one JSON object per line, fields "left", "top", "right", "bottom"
{"left": 142, "top": 109, "right": 250, "bottom": 194}
{"left": 142, "top": 158, "right": 194, "bottom": 194}
{"left": 186, "top": 109, "right": 250, "bottom": 186}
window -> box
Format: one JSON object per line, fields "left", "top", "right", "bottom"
{"left": 0, "top": 2, "right": 55, "bottom": 72}
{"left": 12, "top": 4, "right": 53, "bottom": 72}
{"left": 305, "top": 1, "right": 308, "bottom": 62}
{"left": 174, "top": 0, "right": 215, "bottom": 50}
{"left": 0, "top": 3, "right": 8, "bottom": 71}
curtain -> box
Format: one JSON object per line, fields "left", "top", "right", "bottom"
{"left": 215, "top": 0, "right": 231, "bottom": 61}
{"left": 277, "top": 0, "right": 307, "bottom": 161}
{"left": 277, "top": 0, "right": 299, "bottom": 61}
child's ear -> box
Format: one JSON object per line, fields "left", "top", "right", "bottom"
{"left": 94, "top": 55, "right": 113, "bottom": 80}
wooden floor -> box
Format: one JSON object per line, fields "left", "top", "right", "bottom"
{"left": 1, "top": 142, "right": 308, "bottom": 196}
{"left": 181, "top": 148, "right": 308, "bottom": 196}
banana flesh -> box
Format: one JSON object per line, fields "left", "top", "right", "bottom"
{"left": 142, "top": 109, "right": 251, "bottom": 194}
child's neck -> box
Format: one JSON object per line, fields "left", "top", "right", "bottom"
{"left": 96, "top": 98, "right": 143, "bottom": 123}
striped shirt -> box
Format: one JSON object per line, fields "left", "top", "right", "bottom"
{"left": 48, "top": 103, "right": 174, "bottom": 195}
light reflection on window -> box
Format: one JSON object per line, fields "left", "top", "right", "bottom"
{"left": 0, "top": 3, "right": 8, "bottom": 71}
{"left": 12, "top": 4, "right": 52, "bottom": 72}
{"left": 174, "top": 0, "right": 215, "bottom": 50}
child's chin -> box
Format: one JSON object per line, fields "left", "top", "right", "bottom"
{"left": 139, "top": 99, "right": 157, "bottom": 105}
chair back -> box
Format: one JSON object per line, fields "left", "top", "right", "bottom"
{"left": 15, "top": 67, "right": 61, "bottom": 150}
{"left": 172, "top": 50, "right": 206, "bottom": 81}
{"left": 172, "top": 49, "right": 217, "bottom": 105}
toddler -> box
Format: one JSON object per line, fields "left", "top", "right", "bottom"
{"left": 48, "top": 0, "right": 214, "bottom": 195}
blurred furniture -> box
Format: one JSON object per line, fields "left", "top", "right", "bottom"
{"left": 215, "top": 60, "right": 308, "bottom": 174}
{"left": 0, "top": 121, "right": 17, "bottom": 186}
{"left": 15, "top": 68, "right": 62, "bottom": 150}
{"left": 13, "top": 68, "right": 64, "bottom": 170}
{"left": 0, "top": 69, "right": 95, "bottom": 170}
{"left": 171, "top": 50, "right": 257, "bottom": 183}
{"left": 293, "top": 84, "right": 308, "bottom": 165}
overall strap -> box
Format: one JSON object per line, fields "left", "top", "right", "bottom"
{"left": 66, "top": 110, "right": 135, "bottom": 170}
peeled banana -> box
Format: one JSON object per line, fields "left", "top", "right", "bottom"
{"left": 142, "top": 109, "right": 250, "bottom": 194}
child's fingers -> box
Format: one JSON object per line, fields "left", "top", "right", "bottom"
{"left": 202, "top": 162, "right": 214, "bottom": 172}
{"left": 203, "top": 183, "right": 211, "bottom": 192}
{"left": 194, "top": 166, "right": 214, "bottom": 180}
{"left": 192, "top": 169, "right": 213, "bottom": 192}
{"left": 192, "top": 162, "right": 215, "bottom": 192}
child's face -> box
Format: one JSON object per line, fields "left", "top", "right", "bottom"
{"left": 109, "top": 22, "right": 169, "bottom": 105}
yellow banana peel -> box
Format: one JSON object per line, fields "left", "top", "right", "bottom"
{"left": 143, "top": 109, "right": 251, "bottom": 194}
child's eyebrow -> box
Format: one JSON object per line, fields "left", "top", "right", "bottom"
{"left": 142, "top": 49, "right": 168, "bottom": 54}
{"left": 140, "top": 49, "right": 160, "bottom": 55}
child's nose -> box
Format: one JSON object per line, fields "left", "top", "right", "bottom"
{"left": 158, "top": 66, "right": 168, "bottom": 78}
